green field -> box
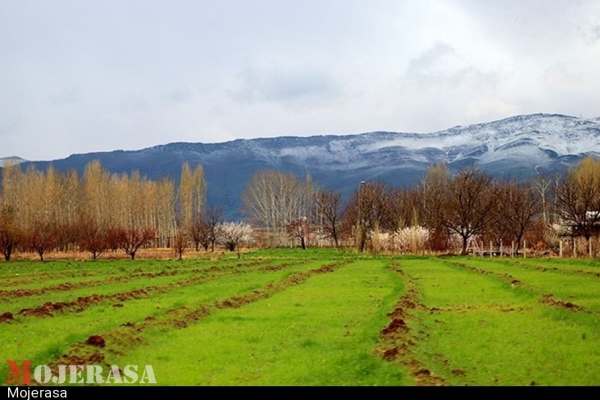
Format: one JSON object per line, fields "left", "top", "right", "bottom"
{"left": 1, "top": 250, "right": 600, "bottom": 385}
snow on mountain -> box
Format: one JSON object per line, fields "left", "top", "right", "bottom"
{"left": 271, "top": 113, "right": 600, "bottom": 168}
{"left": 19, "top": 113, "right": 600, "bottom": 218}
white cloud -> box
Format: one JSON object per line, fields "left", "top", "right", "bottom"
{"left": 231, "top": 67, "right": 341, "bottom": 105}
{"left": 1, "top": 0, "right": 600, "bottom": 159}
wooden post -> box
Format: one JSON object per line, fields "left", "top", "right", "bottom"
{"left": 573, "top": 238, "right": 577, "bottom": 258}
{"left": 500, "top": 240, "right": 503, "bottom": 257}
{"left": 590, "top": 239, "right": 593, "bottom": 258}
{"left": 559, "top": 240, "right": 563, "bottom": 258}
{"left": 511, "top": 241, "right": 515, "bottom": 258}
{"left": 490, "top": 241, "right": 493, "bottom": 258}
{"left": 523, "top": 240, "right": 527, "bottom": 258}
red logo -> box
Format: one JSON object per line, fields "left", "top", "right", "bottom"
{"left": 5, "top": 360, "right": 32, "bottom": 385}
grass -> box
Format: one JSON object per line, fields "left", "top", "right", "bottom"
{"left": 1, "top": 250, "right": 599, "bottom": 385}
{"left": 110, "top": 258, "right": 409, "bottom": 385}
{"left": 400, "top": 257, "right": 600, "bottom": 385}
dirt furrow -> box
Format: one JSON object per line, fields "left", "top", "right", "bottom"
{"left": 377, "top": 264, "right": 446, "bottom": 386}
{"left": 0, "top": 257, "right": 264, "bottom": 288}
{"left": 0, "top": 259, "right": 268, "bottom": 299}
{"left": 425, "top": 304, "right": 533, "bottom": 314}
{"left": 506, "top": 259, "right": 600, "bottom": 279}
{"left": 45, "top": 260, "right": 348, "bottom": 374}
{"left": 442, "top": 260, "right": 587, "bottom": 313}
{"left": 1, "top": 259, "right": 290, "bottom": 323}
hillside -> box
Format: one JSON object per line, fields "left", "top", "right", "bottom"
{"left": 12, "top": 113, "right": 600, "bottom": 218}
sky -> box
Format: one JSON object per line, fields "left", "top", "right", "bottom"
{"left": 1, "top": 0, "right": 600, "bottom": 160}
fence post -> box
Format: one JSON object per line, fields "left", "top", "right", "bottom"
{"left": 523, "top": 240, "right": 527, "bottom": 258}
{"left": 500, "top": 240, "right": 503, "bottom": 257}
{"left": 590, "top": 239, "right": 593, "bottom": 258}
{"left": 574, "top": 238, "right": 577, "bottom": 258}
{"left": 559, "top": 240, "right": 563, "bottom": 258}
{"left": 511, "top": 241, "right": 515, "bottom": 258}
{"left": 489, "top": 241, "right": 493, "bottom": 258}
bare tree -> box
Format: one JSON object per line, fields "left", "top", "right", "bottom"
{"left": 493, "top": 182, "right": 541, "bottom": 251}
{"left": 0, "top": 205, "right": 20, "bottom": 261}
{"left": 204, "top": 206, "right": 223, "bottom": 252}
{"left": 76, "top": 217, "right": 108, "bottom": 260}
{"left": 441, "top": 169, "right": 497, "bottom": 255}
{"left": 556, "top": 158, "right": 600, "bottom": 245}
{"left": 534, "top": 174, "right": 551, "bottom": 225}
{"left": 343, "top": 182, "right": 389, "bottom": 252}
{"left": 26, "top": 222, "right": 58, "bottom": 262}
{"left": 173, "top": 229, "right": 189, "bottom": 260}
{"left": 109, "top": 227, "right": 156, "bottom": 260}
{"left": 243, "top": 170, "right": 314, "bottom": 244}
{"left": 287, "top": 217, "right": 310, "bottom": 249}
{"left": 178, "top": 162, "right": 206, "bottom": 232}
{"left": 189, "top": 217, "right": 210, "bottom": 251}
{"left": 420, "top": 164, "right": 451, "bottom": 250}
{"left": 315, "top": 190, "right": 341, "bottom": 247}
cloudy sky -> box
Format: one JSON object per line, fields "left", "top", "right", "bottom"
{"left": 2, "top": 0, "right": 600, "bottom": 160}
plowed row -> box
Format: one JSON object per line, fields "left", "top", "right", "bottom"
{"left": 2, "top": 251, "right": 599, "bottom": 385}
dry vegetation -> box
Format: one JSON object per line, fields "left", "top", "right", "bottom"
{"left": 1, "top": 157, "right": 600, "bottom": 261}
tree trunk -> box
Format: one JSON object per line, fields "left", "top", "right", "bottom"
{"left": 359, "top": 230, "right": 367, "bottom": 253}
{"left": 515, "top": 233, "right": 523, "bottom": 252}
{"left": 461, "top": 236, "right": 468, "bottom": 255}
{"left": 300, "top": 237, "right": 306, "bottom": 250}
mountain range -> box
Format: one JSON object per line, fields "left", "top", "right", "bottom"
{"left": 6, "top": 113, "right": 600, "bottom": 218}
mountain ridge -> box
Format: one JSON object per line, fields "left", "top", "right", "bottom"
{"left": 6, "top": 113, "right": 600, "bottom": 218}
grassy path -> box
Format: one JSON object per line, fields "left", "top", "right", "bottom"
{"left": 0, "top": 260, "right": 279, "bottom": 318}
{"left": 0, "top": 259, "right": 320, "bottom": 382}
{"left": 400, "top": 257, "right": 600, "bottom": 385}
{"left": 0, "top": 258, "right": 258, "bottom": 290}
{"left": 450, "top": 257, "right": 600, "bottom": 312}
{"left": 107, "top": 259, "right": 410, "bottom": 385}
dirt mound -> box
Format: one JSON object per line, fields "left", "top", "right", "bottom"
{"left": 86, "top": 335, "right": 106, "bottom": 347}
{"left": 0, "top": 312, "right": 14, "bottom": 323}
{"left": 415, "top": 368, "right": 432, "bottom": 378}
{"left": 382, "top": 348, "right": 399, "bottom": 360}
{"left": 381, "top": 318, "right": 408, "bottom": 335}
{"left": 58, "top": 351, "right": 105, "bottom": 366}
{"left": 19, "top": 301, "right": 69, "bottom": 317}
{"left": 541, "top": 294, "right": 582, "bottom": 311}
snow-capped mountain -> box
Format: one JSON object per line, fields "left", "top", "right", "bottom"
{"left": 13, "top": 113, "right": 600, "bottom": 217}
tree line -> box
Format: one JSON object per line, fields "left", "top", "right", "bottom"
{"left": 0, "top": 160, "right": 204, "bottom": 261}
{"left": 1, "top": 157, "right": 599, "bottom": 260}
{"left": 242, "top": 158, "right": 600, "bottom": 256}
